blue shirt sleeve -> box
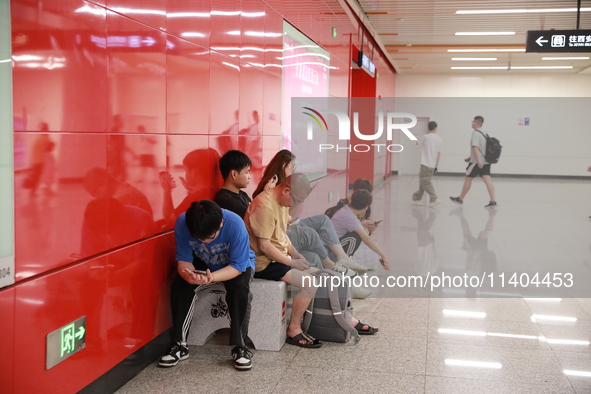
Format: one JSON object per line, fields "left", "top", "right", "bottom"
{"left": 174, "top": 213, "right": 194, "bottom": 263}
{"left": 224, "top": 211, "right": 256, "bottom": 272}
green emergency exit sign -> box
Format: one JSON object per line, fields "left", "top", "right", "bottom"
{"left": 46, "top": 316, "right": 86, "bottom": 369}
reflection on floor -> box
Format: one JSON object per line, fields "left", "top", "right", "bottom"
{"left": 117, "top": 175, "right": 591, "bottom": 394}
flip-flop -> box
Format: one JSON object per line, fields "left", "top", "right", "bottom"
{"left": 286, "top": 332, "right": 322, "bottom": 348}
{"left": 355, "top": 322, "right": 379, "bottom": 335}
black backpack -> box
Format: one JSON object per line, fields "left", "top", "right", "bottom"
{"left": 477, "top": 130, "right": 502, "bottom": 164}
{"left": 302, "top": 270, "right": 360, "bottom": 344}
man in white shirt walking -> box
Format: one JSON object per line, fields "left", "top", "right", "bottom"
{"left": 450, "top": 116, "right": 498, "bottom": 209}
{"left": 412, "top": 121, "right": 443, "bottom": 207}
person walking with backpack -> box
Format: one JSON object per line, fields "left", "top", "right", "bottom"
{"left": 450, "top": 116, "right": 498, "bottom": 209}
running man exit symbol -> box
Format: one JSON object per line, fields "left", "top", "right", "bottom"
{"left": 47, "top": 316, "right": 87, "bottom": 369}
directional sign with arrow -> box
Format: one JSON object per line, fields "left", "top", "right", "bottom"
{"left": 46, "top": 316, "right": 87, "bottom": 369}
{"left": 535, "top": 36, "right": 548, "bottom": 47}
{"left": 527, "top": 29, "right": 591, "bottom": 53}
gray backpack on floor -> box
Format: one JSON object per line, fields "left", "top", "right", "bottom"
{"left": 302, "top": 269, "right": 360, "bottom": 343}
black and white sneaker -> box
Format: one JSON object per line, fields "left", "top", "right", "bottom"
{"left": 231, "top": 346, "right": 253, "bottom": 370}
{"left": 158, "top": 342, "right": 189, "bottom": 367}
{"left": 450, "top": 196, "right": 463, "bottom": 205}
{"left": 484, "top": 201, "right": 498, "bottom": 209}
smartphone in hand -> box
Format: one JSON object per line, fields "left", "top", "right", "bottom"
{"left": 374, "top": 220, "right": 383, "bottom": 225}
{"left": 182, "top": 268, "right": 207, "bottom": 275}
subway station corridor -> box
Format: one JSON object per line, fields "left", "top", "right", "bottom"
{"left": 117, "top": 175, "right": 591, "bottom": 394}
{"left": 3, "top": 1, "right": 591, "bottom": 392}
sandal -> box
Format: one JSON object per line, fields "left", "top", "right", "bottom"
{"left": 286, "top": 332, "right": 323, "bottom": 348}
{"left": 355, "top": 322, "right": 379, "bottom": 335}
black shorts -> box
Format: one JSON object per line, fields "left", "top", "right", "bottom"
{"left": 466, "top": 163, "right": 491, "bottom": 178}
{"left": 254, "top": 261, "right": 291, "bottom": 281}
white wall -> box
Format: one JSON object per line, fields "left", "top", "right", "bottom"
{"left": 395, "top": 73, "right": 591, "bottom": 177}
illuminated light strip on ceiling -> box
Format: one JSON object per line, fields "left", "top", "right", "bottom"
{"left": 543, "top": 57, "right": 590, "bottom": 60}
{"left": 488, "top": 332, "right": 541, "bottom": 340}
{"left": 445, "top": 359, "right": 502, "bottom": 369}
{"left": 229, "top": 54, "right": 257, "bottom": 59}
{"left": 451, "top": 58, "right": 497, "bottom": 61}
{"left": 222, "top": 61, "right": 240, "bottom": 71}
{"left": 12, "top": 55, "right": 44, "bottom": 61}
{"left": 448, "top": 49, "right": 525, "bottom": 53}
{"left": 228, "top": 31, "right": 283, "bottom": 38}
{"left": 181, "top": 32, "right": 206, "bottom": 38}
{"left": 531, "top": 314, "right": 577, "bottom": 322}
{"left": 74, "top": 5, "right": 105, "bottom": 16}
{"left": 441, "top": 289, "right": 523, "bottom": 297}
{"left": 438, "top": 328, "right": 486, "bottom": 337}
{"left": 546, "top": 339, "right": 590, "bottom": 345}
{"left": 211, "top": 11, "right": 265, "bottom": 17}
{"left": 284, "top": 45, "right": 321, "bottom": 51}
{"left": 211, "top": 46, "right": 283, "bottom": 53}
{"left": 564, "top": 370, "right": 591, "bottom": 377}
{"left": 439, "top": 328, "right": 590, "bottom": 345}
{"left": 523, "top": 298, "right": 562, "bottom": 301}
{"left": 457, "top": 8, "right": 591, "bottom": 14}
{"left": 442, "top": 310, "right": 486, "bottom": 318}
{"left": 456, "top": 32, "right": 515, "bottom": 36}
{"left": 75, "top": 6, "right": 265, "bottom": 18}
{"left": 451, "top": 66, "right": 573, "bottom": 70}
{"left": 279, "top": 53, "right": 331, "bottom": 61}
{"left": 282, "top": 62, "right": 335, "bottom": 69}
{"left": 245, "top": 31, "right": 284, "bottom": 38}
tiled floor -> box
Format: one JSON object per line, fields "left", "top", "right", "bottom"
{"left": 117, "top": 175, "right": 591, "bottom": 393}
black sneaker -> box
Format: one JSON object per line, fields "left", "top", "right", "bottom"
{"left": 450, "top": 196, "right": 463, "bottom": 205}
{"left": 158, "top": 342, "right": 189, "bottom": 367}
{"left": 231, "top": 346, "right": 253, "bottom": 371}
{"left": 484, "top": 201, "right": 498, "bottom": 209}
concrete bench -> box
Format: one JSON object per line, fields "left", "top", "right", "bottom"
{"left": 186, "top": 279, "right": 287, "bottom": 351}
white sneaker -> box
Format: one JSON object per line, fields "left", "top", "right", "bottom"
{"left": 331, "top": 263, "right": 358, "bottom": 278}
{"left": 351, "top": 286, "right": 372, "bottom": 299}
{"left": 412, "top": 200, "right": 423, "bottom": 206}
{"left": 337, "top": 256, "right": 368, "bottom": 275}
{"left": 429, "top": 199, "right": 442, "bottom": 207}
{"left": 231, "top": 346, "right": 252, "bottom": 371}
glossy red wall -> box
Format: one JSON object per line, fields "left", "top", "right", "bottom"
{"left": 3, "top": 0, "right": 397, "bottom": 392}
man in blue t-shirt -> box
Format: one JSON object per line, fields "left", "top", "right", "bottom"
{"left": 159, "top": 200, "right": 256, "bottom": 371}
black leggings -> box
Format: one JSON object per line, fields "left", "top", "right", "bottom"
{"left": 339, "top": 231, "right": 362, "bottom": 256}
{"left": 170, "top": 257, "right": 253, "bottom": 347}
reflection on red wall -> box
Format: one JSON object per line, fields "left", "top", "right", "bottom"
{"left": 3, "top": 0, "right": 396, "bottom": 392}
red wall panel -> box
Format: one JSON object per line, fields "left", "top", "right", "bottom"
{"left": 0, "top": 288, "right": 15, "bottom": 393}
{"left": 105, "top": 235, "right": 173, "bottom": 363}
{"left": 13, "top": 255, "right": 109, "bottom": 393}
{"left": 166, "top": 37, "right": 210, "bottom": 135}
{"left": 166, "top": 0, "right": 211, "bottom": 49}
{"left": 7, "top": 0, "right": 398, "bottom": 392}
{"left": 11, "top": 0, "right": 108, "bottom": 133}
{"left": 14, "top": 133, "right": 107, "bottom": 280}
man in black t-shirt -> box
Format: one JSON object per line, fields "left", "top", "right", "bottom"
{"left": 214, "top": 150, "right": 253, "bottom": 218}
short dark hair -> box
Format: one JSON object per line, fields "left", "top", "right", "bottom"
{"left": 219, "top": 150, "right": 252, "bottom": 179}
{"left": 350, "top": 189, "right": 373, "bottom": 210}
{"left": 428, "top": 121, "right": 438, "bottom": 131}
{"left": 186, "top": 200, "right": 223, "bottom": 239}
{"left": 353, "top": 178, "right": 373, "bottom": 193}
{"left": 474, "top": 116, "right": 484, "bottom": 125}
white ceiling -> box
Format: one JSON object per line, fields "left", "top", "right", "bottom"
{"left": 355, "top": 0, "right": 591, "bottom": 74}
